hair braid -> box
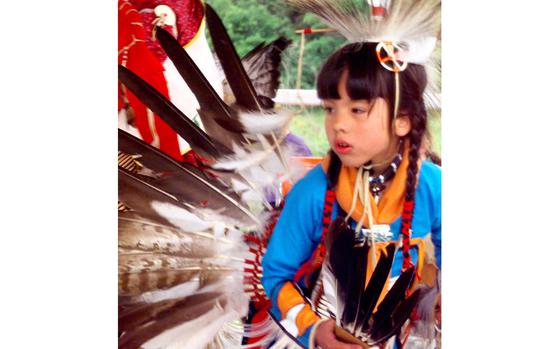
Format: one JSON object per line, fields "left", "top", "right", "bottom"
{"left": 327, "top": 150, "right": 342, "bottom": 187}
{"left": 399, "top": 97, "right": 427, "bottom": 271}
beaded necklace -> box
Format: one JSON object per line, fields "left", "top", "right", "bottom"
{"left": 368, "top": 144, "right": 404, "bottom": 202}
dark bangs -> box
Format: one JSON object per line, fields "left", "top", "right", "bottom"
{"left": 317, "top": 42, "right": 393, "bottom": 102}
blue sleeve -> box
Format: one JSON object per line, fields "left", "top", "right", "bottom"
{"left": 421, "top": 161, "right": 442, "bottom": 268}
{"left": 261, "top": 165, "right": 327, "bottom": 307}
{"left": 431, "top": 181, "right": 441, "bottom": 268}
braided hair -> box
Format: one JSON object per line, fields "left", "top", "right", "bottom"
{"left": 317, "top": 42, "right": 429, "bottom": 268}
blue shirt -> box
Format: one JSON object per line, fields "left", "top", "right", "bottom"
{"left": 262, "top": 161, "right": 441, "bottom": 346}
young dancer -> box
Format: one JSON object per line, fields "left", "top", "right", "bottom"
{"left": 262, "top": 4, "right": 441, "bottom": 345}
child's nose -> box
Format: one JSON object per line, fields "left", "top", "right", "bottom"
{"left": 333, "top": 112, "right": 350, "bottom": 132}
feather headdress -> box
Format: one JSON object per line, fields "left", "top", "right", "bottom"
{"left": 288, "top": 0, "right": 441, "bottom": 115}
{"left": 287, "top": 0, "right": 440, "bottom": 65}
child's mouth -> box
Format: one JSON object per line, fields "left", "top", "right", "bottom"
{"left": 335, "top": 141, "right": 352, "bottom": 154}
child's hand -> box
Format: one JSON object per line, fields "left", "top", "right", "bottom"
{"left": 314, "top": 319, "right": 363, "bottom": 349}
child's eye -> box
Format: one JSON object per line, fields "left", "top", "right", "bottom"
{"left": 323, "top": 106, "right": 334, "bottom": 113}
{"left": 351, "top": 107, "right": 367, "bottom": 114}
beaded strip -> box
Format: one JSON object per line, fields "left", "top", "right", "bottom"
{"left": 294, "top": 186, "right": 336, "bottom": 288}
{"left": 399, "top": 199, "right": 415, "bottom": 271}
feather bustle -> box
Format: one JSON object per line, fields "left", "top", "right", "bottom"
{"left": 118, "top": 65, "right": 228, "bottom": 159}
{"left": 240, "top": 37, "right": 291, "bottom": 100}
{"left": 155, "top": 27, "right": 246, "bottom": 150}
{"left": 118, "top": 129, "right": 260, "bottom": 227}
{"left": 205, "top": 4, "right": 263, "bottom": 111}
{"left": 118, "top": 292, "right": 226, "bottom": 349}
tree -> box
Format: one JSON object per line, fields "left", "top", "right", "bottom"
{"left": 206, "top": 0, "right": 346, "bottom": 89}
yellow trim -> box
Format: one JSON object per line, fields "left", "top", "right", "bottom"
{"left": 146, "top": 108, "right": 160, "bottom": 148}
{"left": 409, "top": 237, "right": 425, "bottom": 277}
{"left": 182, "top": 5, "right": 205, "bottom": 50}
{"left": 320, "top": 143, "right": 420, "bottom": 228}
{"left": 295, "top": 304, "right": 321, "bottom": 336}
{"left": 181, "top": 146, "right": 192, "bottom": 156}
{"left": 277, "top": 282, "right": 321, "bottom": 336}
{"left": 277, "top": 282, "right": 305, "bottom": 319}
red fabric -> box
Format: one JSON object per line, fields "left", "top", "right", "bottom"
{"left": 182, "top": 149, "right": 214, "bottom": 168}
{"left": 129, "top": 0, "right": 204, "bottom": 62}
{"left": 118, "top": 0, "right": 182, "bottom": 161}
{"left": 372, "top": 6, "right": 386, "bottom": 16}
{"left": 245, "top": 301, "right": 271, "bottom": 347}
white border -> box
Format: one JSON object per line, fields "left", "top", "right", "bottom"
{"left": 443, "top": 1, "right": 560, "bottom": 347}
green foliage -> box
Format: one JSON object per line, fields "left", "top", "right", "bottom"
{"left": 428, "top": 109, "right": 441, "bottom": 155}
{"left": 205, "top": 0, "right": 347, "bottom": 89}
{"left": 206, "top": 0, "right": 292, "bottom": 56}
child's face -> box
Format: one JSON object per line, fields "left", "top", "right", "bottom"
{"left": 323, "top": 71, "right": 401, "bottom": 168}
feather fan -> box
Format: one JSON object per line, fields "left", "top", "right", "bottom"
{"left": 118, "top": 141, "right": 289, "bottom": 347}
{"left": 321, "top": 217, "right": 435, "bottom": 347}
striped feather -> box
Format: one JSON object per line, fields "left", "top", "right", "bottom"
{"left": 118, "top": 129, "right": 261, "bottom": 228}
{"left": 118, "top": 65, "right": 231, "bottom": 159}
{"left": 155, "top": 26, "right": 246, "bottom": 150}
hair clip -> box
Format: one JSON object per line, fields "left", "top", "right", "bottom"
{"left": 375, "top": 41, "right": 408, "bottom": 73}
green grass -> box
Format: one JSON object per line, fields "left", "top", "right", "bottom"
{"left": 428, "top": 109, "right": 441, "bottom": 155}
{"left": 289, "top": 106, "right": 441, "bottom": 157}
{"left": 288, "top": 107, "right": 330, "bottom": 156}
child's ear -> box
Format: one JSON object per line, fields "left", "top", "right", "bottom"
{"left": 394, "top": 115, "right": 411, "bottom": 137}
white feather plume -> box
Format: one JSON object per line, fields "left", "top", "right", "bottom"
{"left": 151, "top": 200, "right": 256, "bottom": 232}
{"left": 141, "top": 277, "right": 249, "bottom": 349}
{"left": 287, "top": 0, "right": 440, "bottom": 64}
{"left": 210, "top": 130, "right": 301, "bottom": 212}
{"left": 151, "top": 201, "right": 215, "bottom": 232}
{"left": 238, "top": 109, "right": 294, "bottom": 135}
{"left": 212, "top": 142, "right": 280, "bottom": 172}
{"left": 141, "top": 306, "right": 240, "bottom": 349}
